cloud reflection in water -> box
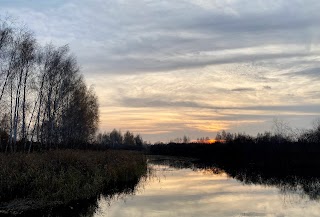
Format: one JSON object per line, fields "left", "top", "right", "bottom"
{"left": 94, "top": 157, "right": 320, "bottom": 217}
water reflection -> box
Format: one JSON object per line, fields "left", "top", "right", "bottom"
{"left": 149, "top": 156, "right": 320, "bottom": 201}
{"left": 18, "top": 156, "right": 320, "bottom": 216}
{"left": 93, "top": 156, "right": 320, "bottom": 217}
{"left": 227, "top": 168, "right": 320, "bottom": 201}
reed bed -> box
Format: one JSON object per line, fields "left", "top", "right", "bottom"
{"left": 0, "top": 150, "right": 147, "bottom": 206}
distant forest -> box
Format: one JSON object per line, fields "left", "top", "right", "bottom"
{"left": 96, "top": 129, "right": 144, "bottom": 150}
{"left": 0, "top": 19, "right": 99, "bottom": 152}
{"left": 149, "top": 120, "right": 320, "bottom": 169}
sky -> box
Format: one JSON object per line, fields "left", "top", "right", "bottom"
{"left": 1, "top": 0, "right": 320, "bottom": 142}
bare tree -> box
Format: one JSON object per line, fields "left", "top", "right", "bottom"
{"left": 0, "top": 19, "right": 99, "bottom": 152}
{"left": 124, "top": 131, "right": 135, "bottom": 146}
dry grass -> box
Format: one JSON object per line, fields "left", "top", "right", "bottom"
{"left": 0, "top": 150, "right": 147, "bottom": 205}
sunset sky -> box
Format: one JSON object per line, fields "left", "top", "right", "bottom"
{"left": 1, "top": 0, "right": 320, "bottom": 142}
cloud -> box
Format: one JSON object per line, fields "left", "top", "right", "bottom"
{"left": 284, "top": 67, "right": 320, "bottom": 79}
{"left": 263, "top": 86, "right": 272, "bottom": 90}
{"left": 120, "top": 96, "right": 320, "bottom": 114}
{"left": 88, "top": 50, "right": 318, "bottom": 74}
{"left": 120, "top": 97, "right": 212, "bottom": 109}
{"left": 231, "top": 88, "right": 256, "bottom": 92}
{"left": 243, "top": 104, "right": 320, "bottom": 113}
{"left": 3, "top": 0, "right": 320, "bottom": 74}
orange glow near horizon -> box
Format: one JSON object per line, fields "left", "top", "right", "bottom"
{"left": 206, "top": 139, "right": 216, "bottom": 144}
{"left": 191, "top": 139, "right": 217, "bottom": 144}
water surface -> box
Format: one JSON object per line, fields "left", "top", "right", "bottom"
{"left": 93, "top": 156, "right": 320, "bottom": 217}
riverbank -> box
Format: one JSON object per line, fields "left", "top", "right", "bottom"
{"left": 0, "top": 150, "right": 147, "bottom": 215}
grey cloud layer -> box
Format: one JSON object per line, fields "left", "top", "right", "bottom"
{"left": 2, "top": 0, "right": 320, "bottom": 74}
{"left": 120, "top": 96, "right": 320, "bottom": 113}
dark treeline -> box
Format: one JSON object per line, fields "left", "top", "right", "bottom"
{"left": 0, "top": 19, "right": 99, "bottom": 152}
{"left": 149, "top": 121, "right": 320, "bottom": 169}
{"left": 96, "top": 129, "right": 145, "bottom": 150}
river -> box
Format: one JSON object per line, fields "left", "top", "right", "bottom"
{"left": 91, "top": 156, "right": 320, "bottom": 217}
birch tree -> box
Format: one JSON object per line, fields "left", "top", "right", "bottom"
{"left": 0, "top": 18, "right": 99, "bottom": 152}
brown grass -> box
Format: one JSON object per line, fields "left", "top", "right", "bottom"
{"left": 0, "top": 150, "right": 147, "bottom": 205}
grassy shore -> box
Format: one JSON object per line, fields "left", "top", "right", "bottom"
{"left": 0, "top": 150, "right": 147, "bottom": 215}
